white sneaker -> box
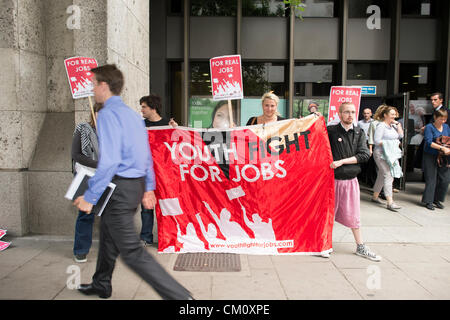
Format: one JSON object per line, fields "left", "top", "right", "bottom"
{"left": 355, "top": 244, "right": 381, "bottom": 262}
{"left": 315, "top": 252, "right": 330, "bottom": 258}
{"left": 387, "top": 202, "right": 402, "bottom": 211}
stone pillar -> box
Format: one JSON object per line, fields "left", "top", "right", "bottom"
{"left": 106, "top": 0, "right": 150, "bottom": 112}
{"left": 0, "top": 0, "right": 47, "bottom": 235}
{"left": 105, "top": 0, "right": 151, "bottom": 230}
{"left": 0, "top": 0, "right": 150, "bottom": 236}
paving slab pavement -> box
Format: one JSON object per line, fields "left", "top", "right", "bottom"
{"left": 0, "top": 182, "right": 449, "bottom": 300}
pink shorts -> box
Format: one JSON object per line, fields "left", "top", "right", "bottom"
{"left": 334, "top": 178, "right": 361, "bottom": 229}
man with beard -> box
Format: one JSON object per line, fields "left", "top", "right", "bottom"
{"left": 326, "top": 102, "right": 381, "bottom": 261}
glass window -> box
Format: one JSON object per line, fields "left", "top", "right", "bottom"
{"left": 292, "top": 62, "right": 336, "bottom": 120}
{"left": 402, "top": 0, "right": 436, "bottom": 17}
{"left": 190, "top": 62, "right": 212, "bottom": 96}
{"left": 347, "top": 63, "right": 388, "bottom": 80}
{"left": 168, "top": 0, "right": 183, "bottom": 16}
{"left": 348, "top": 0, "right": 390, "bottom": 18}
{"left": 242, "top": 0, "right": 287, "bottom": 17}
{"left": 301, "top": 0, "right": 338, "bottom": 18}
{"left": 191, "top": 0, "right": 237, "bottom": 16}
{"left": 294, "top": 62, "right": 337, "bottom": 97}
{"left": 242, "top": 62, "right": 287, "bottom": 97}
{"left": 241, "top": 62, "right": 287, "bottom": 125}
{"left": 293, "top": 98, "right": 330, "bottom": 119}
{"left": 168, "top": 61, "right": 183, "bottom": 124}
{"left": 399, "top": 63, "right": 436, "bottom": 100}
{"left": 189, "top": 62, "right": 212, "bottom": 128}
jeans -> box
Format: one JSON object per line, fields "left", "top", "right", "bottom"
{"left": 73, "top": 210, "right": 95, "bottom": 255}
{"left": 140, "top": 205, "right": 154, "bottom": 243}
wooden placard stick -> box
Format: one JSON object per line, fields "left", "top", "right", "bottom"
{"left": 228, "top": 99, "right": 234, "bottom": 128}
{"left": 88, "top": 96, "right": 97, "bottom": 128}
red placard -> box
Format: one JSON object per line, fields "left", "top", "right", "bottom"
{"left": 0, "top": 229, "right": 6, "bottom": 239}
{"left": 210, "top": 55, "right": 243, "bottom": 101}
{"left": 327, "top": 86, "right": 362, "bottom": 125}
{"left": 0, "top": 241, "right": 10, "bottom": 251}
{"left": 64, "top": 57, "right": 98, "bottom": 99}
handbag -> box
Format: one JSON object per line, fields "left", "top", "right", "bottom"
{"left": 436, "top": 136, "right": 450, "bottom": 167}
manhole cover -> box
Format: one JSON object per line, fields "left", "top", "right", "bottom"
{"left": 173, "top": 253, "right": 241, "bottom": 272}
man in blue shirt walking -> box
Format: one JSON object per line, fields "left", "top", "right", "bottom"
{"left": 74, "top": 64, "right": 192, "bottom": 300}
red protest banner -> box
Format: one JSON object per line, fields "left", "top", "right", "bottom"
{"left": 327, "top": 86, "right": 362, "bottom": 125}
{"left": 64, "top": 57, "right": 98, "bottom": 99}
{"left": 210, "top": 55, "right": 243, "bottom": 101}
{"left": 147, "top": 116, "right": 335, "bottom": 255}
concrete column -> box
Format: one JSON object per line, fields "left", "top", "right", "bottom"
{"left": 0, "top": 0, "right": 151, "bottom": 236}
{"left": 388, "top": 0, "right": 401, "bottom": 96}
{"left": 288, "top": 6, "right": 295, "bottom": 119}
{"left": 182, "top": 0, "right": 190, "bottom": 126}
{"left": 150, "top": 0, "right": 168, "bottom": 118}
{"left": 0, "top": 0, "right": 47, "bottom": 235}
{"left": 339, "top": 0, "right": 349, "bottom": 85}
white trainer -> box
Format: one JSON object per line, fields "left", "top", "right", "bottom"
{"left": 355, "top": 244, "right": 382, "bottom": 262}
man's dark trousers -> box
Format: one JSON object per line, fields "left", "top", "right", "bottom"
{"left": 91, "top": 176, "right": 191, "bottom": 300}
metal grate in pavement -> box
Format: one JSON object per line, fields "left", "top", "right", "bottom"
{"left": 173, "top": 253, "right": 241, "bottom": 272}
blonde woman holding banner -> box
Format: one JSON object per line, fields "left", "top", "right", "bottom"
{"left": 246, "top": 92, "right": 285, "bottom": 126}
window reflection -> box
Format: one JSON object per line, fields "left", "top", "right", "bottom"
{"left": 402, "top": 0, "right": 435, "bottom": 17}
{"left": 242, "top": 62, "right": 287, "bottom": 97}
{"left": 242, "top": 0, "right": 286, "bottom": 17}
{"left": 293, "top": 98, "right": 329, "bottom": 119}
{"left": 191, "top": 0, "right": 237, "bottom": 16}
{"left": 399, "top": 63, "right": 436, "bottom": 100}
{"left": 301, "top": 0, "right": 337, "bottom": 18}
{"left": 294, "top": 62, "right": 336, "bottom": 97}
{"left": 347, "top": 63, "right": 388, "bottom": 80}
{"left": 348, "top": 0, "right": 390, "bottom": 18}
{"left": 191, "top": 62, "right": 212, "bottom": 96}
{"left": 168, "top": 0, "right": 183, "bottom": 16}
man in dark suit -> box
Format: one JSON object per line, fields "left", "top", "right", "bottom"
{"left": 430, "top": 92, "right": 450, "bottom": 125}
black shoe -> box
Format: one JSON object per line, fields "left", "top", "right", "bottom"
{"left": 425, "top": 203, "right": 435, "bottom": 211}
{"left": 141, "top": 240, "right": 152, "bottom": 247}
{"left": 433, "top": 201, "right": 444, "bottom": 209}
{"left": 78, "top": 283, "right": 111, "bottom": 299}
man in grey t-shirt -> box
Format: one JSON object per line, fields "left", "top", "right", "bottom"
{"left": 357, "top": 108, "right": 373, "bottom": 140}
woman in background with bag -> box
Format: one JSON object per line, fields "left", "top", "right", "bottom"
{"left": 372, "top": 106, "right": 404, "bottom": 211}
{"left": 71, "top": 103, "right": 103, "bottom": 262}
{"left": 422, "top": 109, "right": 450, "bottom": 210}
